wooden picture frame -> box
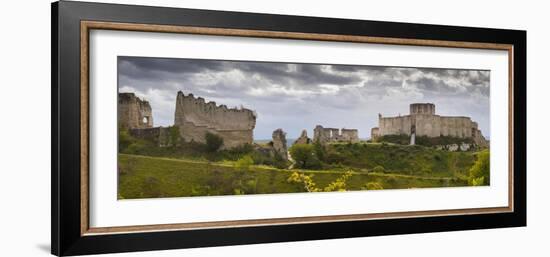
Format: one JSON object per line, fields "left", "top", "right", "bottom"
{"left": 52, "top": 1, "right": 526, "bottom": 256}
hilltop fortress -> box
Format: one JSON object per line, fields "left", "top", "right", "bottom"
{"left": 371, "top": 103, "right": 487, "bottom": 147}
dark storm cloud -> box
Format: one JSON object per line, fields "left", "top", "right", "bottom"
{"left": 118, "top": 56, "right": 491, "bottom": 139}
{"left": 331, "top": 65, "right": 390, "bottom": 73}
{"left": 119, "top": 56, "right": 362, "bottom": 91}
{"left": 119, "top": 56, "right": 227, "bottom": 76}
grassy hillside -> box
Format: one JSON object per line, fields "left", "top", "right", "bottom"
{"left": 118, "top": 129, "right": 484, "bottom": 199}
{"left": 323, "top": 143, "right": 476, "bottom": 178}
{"left": 118, "top": 153, "right": 468, "bottom": 199}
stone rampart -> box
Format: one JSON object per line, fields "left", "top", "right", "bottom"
{"left": 174, "top": 91, "right": 256, "bottom": 149}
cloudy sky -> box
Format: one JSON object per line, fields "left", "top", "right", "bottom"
{"left": 118, "top": 56, "right": 490, "bottom": 140}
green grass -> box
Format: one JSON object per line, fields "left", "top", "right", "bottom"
{"left": 323, "top": 143, "right": 476, "bottom": 178}
{"left": 118, "top": 153, "right": 468, "bottom": 199}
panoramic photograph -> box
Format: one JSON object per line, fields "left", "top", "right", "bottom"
{"left": 117, "top": 56, "right": 491, "bottom": 199}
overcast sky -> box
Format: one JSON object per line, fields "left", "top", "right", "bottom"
{"left": 118, "top": 56, "right": 490, "bottom": 140}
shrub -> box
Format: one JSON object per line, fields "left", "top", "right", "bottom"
{"left": 372, "top": 165, "right": 385, "bottom": 173}
{"left": 469, "top": 150, "right": 490, "bottom": 186}
{"left": 244, "top": 179, "right": 258, "bottom": 194}
{"left": 272, "top": 152, "right": 290, "bottom": 169}
{"left": 221, "top": 143, "right": 254, "bottom": 161}
{"left": 235, "top": 155, "right": 254, "bottom": 172}
{"left": 118, "top": 128, "right": 135, "bottom": 152}
{"left": 287, "top": 171, "right": 353, "bottom": 192}
{"left": 289, "top": 144, "right": 321, "bottom": 169}
{"left": 287, "top": 172, "right": 318, "bottom": 192}
{"left": 313, "top": 142, "right": 326, "bottom": 162}
{"left": 124, "top": 140, "right": 151, "bottom": 155}
{"left": 323, "top": 171, "right": 353, "bottom": 192}
{"left": 205, "top": 132, "right": 224, "bottom": 152}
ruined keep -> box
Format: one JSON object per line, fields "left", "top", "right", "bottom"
{"left": 118, "top": 93, "right": 153, "bottom": 129}
{"left": 313, "top": 125, "right": 359, "bottom": 144}
{"left": 174, "top": 91, "right": 257, "bottom": 149}
{"left": 371, "top": 103, "right": 488, "bottom": 147}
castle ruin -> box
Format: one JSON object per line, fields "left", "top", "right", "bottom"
{"left": 294, "top": 129, "right": 311, "bottom": 145}
{"left": 272, "top": 128, "right": 288, "bottom": 161}
{"left": 174, "top": 91, "right": 256, "bottom": 149}
{"left": 371, "top": 103, "right": 488, "bottom": 147}
{"left": 118, "top": 93, "right": 153, "bottom": 129}
{"left": 313, "top": 125, "right": 359, "bottom": 144}
{"left": 118, "top": 93, "right": 177, "bottom": 147}
{"left": 118, "top": 91, "right": 256, "bottom": 149}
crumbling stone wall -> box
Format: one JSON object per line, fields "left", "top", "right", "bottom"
{"left": 341, "top": 129, "right": 359, "bottom": 143}
{"left": 129, "top": 127, "right": 176, "bottom": 147}
{"left": 174, "top": 91, "right": 256, "bottom": 149}
{"left": 294, "top": 129, "right": 311, "bottom": 145}
{"left": 118, "top": 93, "right": 153, "bottom": 129}
{"left": 371, "top": 127, "right": 380, "bottom": 141}
{"left": 313, "top": 125, "right": 359, "bottom": 144}
{"left": 272, "top": 128, "right": 288, "bottom": 160}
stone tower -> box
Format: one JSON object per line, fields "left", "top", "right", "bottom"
{"left": 272, "top": 128, "right": 288, "bottom": 161}
{"left": 118, "top": 93, "right": 153, "bottom": 129}
{"left": 410, "top": 103, "right": 435, "bottom": 115}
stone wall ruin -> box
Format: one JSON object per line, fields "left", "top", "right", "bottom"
{"left": 118, "top": 93, "right": 153, "bottom": 129}
{"left": 272, "top": 128, "right": 288, "bottom": 160}
{"left": 174, "top": 91, "right": 256, "bottom": 149}
{"left": 313, "top": 125, "right": 359, "bottom": 144}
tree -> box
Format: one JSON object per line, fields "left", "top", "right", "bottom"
{"left": 313, "top": 142, "right": 326, "bottom": 162}
{"left": 469, "top": 150, "right": 490, "bottom": 186}
{"left": 289, "top": 144, "right": 321, "bottom": 169}
{"left": 205, "top": 132, "right": 224, "bottom": 152}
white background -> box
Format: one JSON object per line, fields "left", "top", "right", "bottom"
{"left": 0, "top": 0, "right": 547, "bottom": 256}
{"left": 90, "top": 30, "right": 509, "bottom": 227}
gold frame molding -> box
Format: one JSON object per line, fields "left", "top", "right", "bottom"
{"left": 80, "top": 20, "right": 514, "bottom": 236}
